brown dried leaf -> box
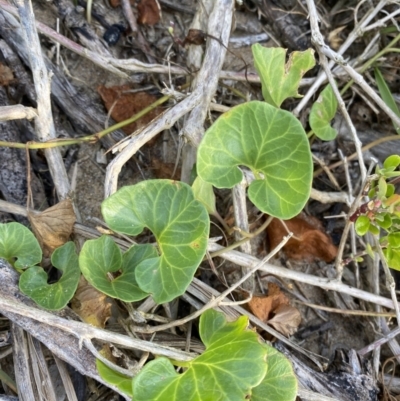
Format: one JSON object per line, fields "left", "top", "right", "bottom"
{"left": 70, "top": 276, "right": 112, "bottom": 328}
{"left": 248, "top": 283, "right": 290, "bottom": 322}
{"left": 183, "top": 29, "right": 207, "bottom": 46}
{"left": 97, "top": 85, "right": 162, "bottom": 135}
{"left": 267, "top": 213, "right": 338, "bottom": 262}
{"left": 328, "top": 26, "right": 346, "bottom": 50}
{"left": 137, "top": 0, "right": 161, "bottom": 25}
{"left": 151, "top": 157, "right": 180, "bottom": 180}
{"left": 27, "top": 199, "right": 76, "bottom": 257}
{"left": 267, "top": 304, "right": 301, "bottom": 336}
{"left": 0, "top": 63, "right": 14, "bottom": 86}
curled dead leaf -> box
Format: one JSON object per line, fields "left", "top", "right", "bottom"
{"left": 328, "top": 26, "right": 346, "bottom": 50}
{"left": 267, "top": 304, "right": 301, "bottom": 337}
{"left": 70, "top": 276, "right": 112, "bottom": 328}
{"left": 248, "top": 283, "right": 290, "bottom": 322}
{"left": 267, "top": 213, "right": 337, "bottom": 262}
{"left": 27, "top": 199, "right": 76, "bottom": 257}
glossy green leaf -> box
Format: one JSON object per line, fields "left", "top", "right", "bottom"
{"left": 252, "top": 44, "right": 315, "bottom": 107}
{"left": 384, "top": 155, "right": 400, "bottom": 169}
{"left": 197, "top": 101, "right": 312, "bottom": 219}
{"left": 388, "top": 232, "right": 400, "bottom": 248}
{"left": 132, "top": 309, "right": 268, "bottom": 401}
{"left": 368, "top": 223, "right": 380, "bottom": 236}
{"left": 309, "top": 84, "right": 338, "bottom": 140}
{"left": 102, "top": 180, "right": 210, "bottom": 303}
{"left": 19, "top": 242, "right": 79, "bottom": 310}
{"left": 377, "top": 177, "right": 388, "bottom": 199}
{"left": 252, "top": 345, "right": 297, "bottom": 401}
{"left": 375, "top": 213, "right": 392, "bottom": 230}
{"left": 96, "top": 360, "right": 133, "bottom": 398}
{"left": 386, "top": 184, "right": 395, "bottom": 198}
{"left": 0, "top": 222, "right": 42, "bottom": 269}
{"left": 374, "top": 68, "right": 400, "bottom": 133}
{"left": 385, "top": 247, "right": 400, "bottom": 270}
{"left": 79, "top": 235, "right": 155, "bottom": 302}
{"left": 355, "top": 215, "right": 370, "bottom": 236}
{"left": 192, "top": 176, "right": 216, "bottom": 214}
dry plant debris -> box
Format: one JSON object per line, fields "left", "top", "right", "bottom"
{"left": 267, "top": 214, "right": 338, "bottom": 262}
{"left": 248, "top": 283, "right": 301, "bottom": 336}
{"left": 27, "top": 199, "right": 76, "bottom": 257}
{"left": 71, "top": 275, "right": 112, "bottom": 328}
{"left": 97, "top": 85, "right": 162, "bottom": 135}
{"left": 1, "top": 0, "right": 400, "bottom": 399}
{"left": 137, "top": 0, "right": 162, "bottom": 25}
{"left": 0, "top": 62, "right": 13, "bottom": 86}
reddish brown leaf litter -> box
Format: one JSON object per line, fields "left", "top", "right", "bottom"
{"left": 248, "top": 283, "right": 301, "bottom": 336}
{"left": 267, "top": 213, "right": 338, "bottom": 262}
{"left": 151, "top": 157, "right": 181, "bottom": 180}
{"left": 137, "top": 0, "right": 161, "bottom": 25}
{"left": 98, "top": 85, "right": 162, "bottom": 135}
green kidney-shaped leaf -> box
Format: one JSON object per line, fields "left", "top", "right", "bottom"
{"left": 385, "top": 246, "right": 400, "bottom": 270}
{"left": 375, "top": 213, "right": 392, "bottom": 230}
{"left": 197, "top": 101, "right": 312, "bottom": 219}
{"left": 132, "top": 309, "right": 268, "bottom": 401}
{"left": 19, "top": 242, "right": 79, "bottom": 310}
{"left": 355, "top": 215, "right": 370, "bottom": 236}
{"left": 309, "top": 84, "right": 338, "bottom": 140}
{"left": 252, "top": 44, "right": 315, "bottom": 108}
{"left": 79, "top": 235, "right": 156, "bottom": 302}
{"left": 96, "top": 360, "right": 133, "bottom": 398}
{"left": 0, "top": 222, "right": 42, "bottom": 269}
{"left": 252, "top": 345, "right": 297, "bottom": 401}
{"left": 102, "top": 180, "right": 210, "bottom": 303}
{"left": 388, "top": 232, "right": 400, "bottom": 248}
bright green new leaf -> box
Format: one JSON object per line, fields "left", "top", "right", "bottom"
{"left": 368, "top": 224, "right": 380, "bottom": 236}
{"left": 309, "top": 84, "right": 338, "bottom": 140}
{"left": 355, "top": 215, "right": 370, "bottom": 236}
{"left": 252, "top": 345, "right": 297, "bottom": 401}
{"left": 79, "top": 235, "right": 155, "bottom": 302}
{"left": 384, "top": 155, "right": 400, "bottom": 170}
{"left": 374, "top": 68, "right": 400, "bottom": 133}
{"left": 197, "top": 101, "right": 313, "bottom": 219}
{"left": 96, "top": 360, "right": 133, "bottom": 398}
{"left": 252, "top": 44, "right": 315, "bottom": 107}
{"left": 132, "top": 309, "right": 268, "bottom": 401}
{"left": 377, "top": 177, "right": 387, "bottom": 199}
{"left": 192, "top": 176, "right": 216, "bottom": 214}
{"left": 0, "top": 222, "right": 42, "bottom": 269}
{"left": 102, "top": 180, "right": 210, "bottom": 303}
{"left": 384, "top": 247, "right": 400, "bottom": 270}
{"left": 386, "top": 184, "right": 395, "bottom": 198}
{"left": 388, "top": 232, "right": 400, "bottom": 248}
{"left": 19, "top": 242, "right": 79, "bottom": 310}
{"left": 375, "top": 213, "right": 392, "bottom": 230}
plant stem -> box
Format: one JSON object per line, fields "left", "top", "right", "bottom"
{"left": 0, "top": 94, "right": 171, "bottom": 150}
{"left": 209, "top": 216, "right": 273, "bottom": 258}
